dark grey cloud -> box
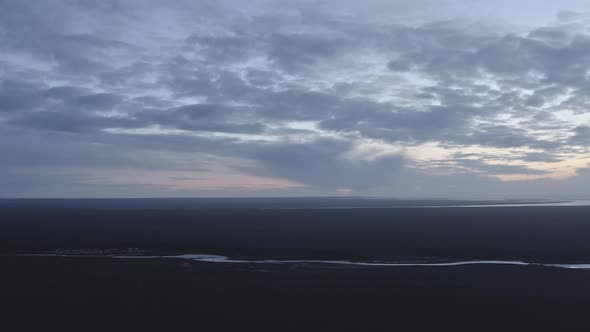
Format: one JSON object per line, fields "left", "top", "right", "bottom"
{"left": 243, "top": 137, "right": 405, "bottom": 189}
{"left": 142, "top": 104, "right": 266, "bottom": 134}
{"left": 186, "top": 32, "right": 261, "bottom": 63}
{"left": 387, "top": 23, "right": 590, "bottom": 86}
{"left": 69, "top": 93, "right": 124, "bottom": 110}
{"left": 457, "top": 125, "right": 562, "bottom": 150}
{"left": 8, "top": 110, "right": 145, "bottom": 133}
{"left": 267, "top": 32, "right": 354, "bottom": 72}
{"left": 258, "top": 89, "right": 343, "bottom": 121}
{"left": 521, "top": 152, "right": 564, "bottom": 163}
{"left": 320, "top": 103, "right": 475, "bottom": 143}
{"left": 570, "top": 126, "right": 590, "bottom": 145}
{"left": 455, "top": 158, "right": 550, "bottom": 175}
{"left": 43, "top": 86, "right": 91, "bottom": 100}
{"left": 0, "top": 79, "right": 43, "bottom": 112}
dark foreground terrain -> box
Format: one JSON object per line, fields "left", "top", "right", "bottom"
{"left": 4, "top": 256, "right": 590, "bottom": 330}
{"left": 2, "top": 198, "right": 590, "bottom": 330}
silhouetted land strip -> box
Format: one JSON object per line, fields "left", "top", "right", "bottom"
{"left": 2, "top": 198, "right": 590, "bottom": 329}
{"left": 2, "top": 256, "right": 590, "bottom": 329}
{"left": 1, "top": 199, "right": 589, "bottom": 263}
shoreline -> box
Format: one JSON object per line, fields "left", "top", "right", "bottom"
{"left": 13, "top": 252, "right": 590, "bottom": 269}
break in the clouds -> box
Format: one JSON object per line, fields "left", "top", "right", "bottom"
{"left": 2, "top": 0, "right": 590, "bottom": 198}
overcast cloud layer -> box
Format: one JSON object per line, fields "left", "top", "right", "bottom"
{"left": 2, "top": 0, "right": 590, "bottom": 198}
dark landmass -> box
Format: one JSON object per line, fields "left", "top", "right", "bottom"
{"left": 3, "top": 256, "right": 590, "bottom": 330}
{"left": 1, "top": 198, "right": 589, "bottom": 263}
{"left": 2, "top": 198, "right": 590, "bottom": 329}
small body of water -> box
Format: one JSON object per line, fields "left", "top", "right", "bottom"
{"left": 130, "top": 254, "right": 590, "bottom": 269}
{"left": 17, "top": 252, "right": 590, "bottom": 270}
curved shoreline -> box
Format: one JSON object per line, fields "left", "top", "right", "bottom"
{"left": 17, "top": 253, "right": 590, "bottom": 270}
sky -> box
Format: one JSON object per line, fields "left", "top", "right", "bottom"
{"left": 2, "top": 0, "right": 590, "bottom": 199}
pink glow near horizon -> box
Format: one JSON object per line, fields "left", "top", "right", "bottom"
{"left": 167, "top": 175, "right": 304, "bottom": 191}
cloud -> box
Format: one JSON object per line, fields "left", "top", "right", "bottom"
{"left": 267, "top": 32, "right": 355, "bottom": 72}
{"left": 8, "top": 110, "right": 145, "bottom": 133}
{"left": 242, "top": 137, "right": 406, "bottom": 190}
{"left": 0, "top": 79, "right": 44, "bottom": 112}
{"left": 69, "top": 93, "right": 123, "bottom": 110}
{"left": 454, "top": 158, "right": 550, "bottom": 175}
{"left": 570, "top": 125, "right": 590, "bottom": 145}
{"left": 520, "top": 152, "right": 563, "bottom": 163}
{"left": 1, "top": 0, "right": 590, "bottom": 197}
